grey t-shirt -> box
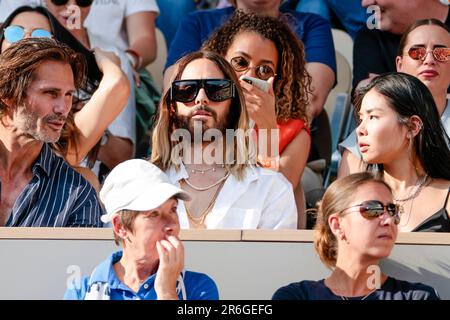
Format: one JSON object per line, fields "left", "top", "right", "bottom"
{"left": 272, "top": 277, "right": 440, "bottom": 300}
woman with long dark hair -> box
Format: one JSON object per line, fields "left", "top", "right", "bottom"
{"left": 340, "top": 19, "right": 450, "bottom": 180}
{"left": 355, "top": 72, "right": 450, "bottom": 232}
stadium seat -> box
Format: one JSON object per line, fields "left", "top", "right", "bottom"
{"left": 146, "top": 28, "right": 167, "bottom": 92}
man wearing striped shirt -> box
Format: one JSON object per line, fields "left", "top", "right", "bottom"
{"left": 0, "top": 38, "right": 103, "bottom": 227}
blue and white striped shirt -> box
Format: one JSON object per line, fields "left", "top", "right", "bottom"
{"left": 4, "top": 144, "right": 103, "bottom": 227}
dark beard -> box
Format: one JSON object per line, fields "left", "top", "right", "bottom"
{"left": 173, "top": 105, "right": 232, "bottom": 142}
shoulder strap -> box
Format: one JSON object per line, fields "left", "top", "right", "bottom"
{"left": 444, "top": 187, "right": 450, "bottom": 207}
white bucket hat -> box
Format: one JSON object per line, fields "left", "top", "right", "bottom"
{"left": 99, "top": 159, "right": 191, "bottom": 223}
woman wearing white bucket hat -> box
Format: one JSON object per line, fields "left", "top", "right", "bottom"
{"left": 64, "top": 159, "right": 219, "bottom": 300}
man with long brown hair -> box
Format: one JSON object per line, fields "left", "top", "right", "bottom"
{"left": 0, "top": 38, "right": 102, "bottom": 227}
{"left": 152, "top": 51, "right": 297, "bottom": 230}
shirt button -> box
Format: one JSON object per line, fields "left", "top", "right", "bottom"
{"left": 143, "top": 284, "right": 149, "bottom": 290}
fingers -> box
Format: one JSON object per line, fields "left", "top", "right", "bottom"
{"left": 155, "top": 239, "right": 181, "bottom": 300}
{"left": 239, "top": 78, "right": 255, "bottom": 92}
{"left": 157, "top": 236, "right": 184, "bottom": 270}
{"left": 267, "top": 76, "right": 275, "bottom": 95}
{"left": 158, "top": 239, "right": 176, "bottom": 265}
{"left": 168, "top": 235, "right": 185, "bottom": 265}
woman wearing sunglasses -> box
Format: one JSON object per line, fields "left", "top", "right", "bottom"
{"left": 0, "top": 6, "right": 130, "bottom": 190}
{"left": 340, "top": 19, "right": 450, "bottom": 179}
{"left": 273, "top": 172, "right": 439, "bottom": 300}
{"left": 202, "top": 10, "right": 312, "bottom": 228}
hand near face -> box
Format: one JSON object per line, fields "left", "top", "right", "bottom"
{"left": 239, "top": 76, "right": 277, "bottom": 129}
{"left": 154, "top": 235, "right": 185, "bottom": 300}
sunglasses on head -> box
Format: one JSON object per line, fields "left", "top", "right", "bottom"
{"left": 3, "top": 25, "right": 52, "bottom": 43}
{"left": 407, "top": 46, "right": 450, "bottom": 62}
{"left": 230, "top": 56, "right": 276, "bottom": 81}
{"left": 50, "top": 0, "right": 93, "bottom": 7}
{"left": 170, "top": 79, "right": 235, "bottom": 103}
{"left": 340, "top": 200, "right": 401, "bottom": 225}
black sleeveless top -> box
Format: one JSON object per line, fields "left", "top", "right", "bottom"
{"left": 412, "top": 187, "right": 450, "bottom": 232}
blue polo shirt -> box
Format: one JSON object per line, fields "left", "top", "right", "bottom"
{"left": 165, "top": 6, "right": 336, "bottom": 75}
{"left": 64, "top": 251, "right": 219, "bottom": 300}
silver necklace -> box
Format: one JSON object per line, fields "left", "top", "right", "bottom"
{"left": 394, "top": 174, "right": 428, "bottom": 202}
{"left": 395, "top": 174, "right": 429, "bottom": 226}
{"left": 188, "top": 164, "right": 225, "bottom": 175}
{"left": 183, "top": 172, "right": 230, "bottom": 191}
{"left": 340, "top": 289, "right": 377, "bottom": 300}
{"left": 398, "top": 194, "right": 416, "bottom": 227}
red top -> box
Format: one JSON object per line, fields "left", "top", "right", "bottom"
{"left": 255, "top": 118, "right": 310, "bottom": 154}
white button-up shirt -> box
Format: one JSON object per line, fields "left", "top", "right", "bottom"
{"left": 167, "top": 164, "right": 297, "bottom": 229}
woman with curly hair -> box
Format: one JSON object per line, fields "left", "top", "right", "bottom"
{"left": 202, "top": 10, "right": 312, "bottom": 227}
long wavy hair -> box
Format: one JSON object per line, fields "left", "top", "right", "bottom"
{"left": 0, "top": 6, "right": 102, "bottom": 166}
{"left": 202, "top": 9, "right": 311, "bottom": 124}
{"left": 151, "top": 51, "right": 253, "bottom": 180}
{"left": 314, "top": 172, "right": 391, "bottom": 269}
{"left": 0, "top": 39, "right": 86, "bottom": 133}
{"left": 354, "top": 72, "right": 450, "bottom": 180}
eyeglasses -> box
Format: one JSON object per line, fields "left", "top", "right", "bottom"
{"left": 50, "top": 0, "right": 94, "bottom": 7}
{"left": 3, "top": 25, "right": 52, "bottom": 43}
{"left": 230, "top": 56, "right": 276, "bottom": 80}
{"left": 170, "top": 79, "right": 235, "bottom": 103}
{"left": 340, "top": 200, "right": 401, "bottom": 225}
{"left": 406, "top": 47, "right": 450, "bottom": 62}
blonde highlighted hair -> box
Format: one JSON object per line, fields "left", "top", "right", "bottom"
{"left": 313, "top": 172, "right": 391, "bottom": 269}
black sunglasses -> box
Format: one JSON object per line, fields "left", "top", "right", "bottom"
{"left": 406, "top": 46, "right": 450, "bottom": 62}
{"left": 50, "top": 0, "right": 93, "bottom": 7}
{"left": 170, "top": 79, "right": 235, "bottom": 103}
{"left": 230, "top": 56, "right": 276, "bottom": 81}
{"left": 340, "top": 200, "right": 400, "bottom": 225}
